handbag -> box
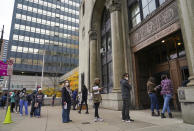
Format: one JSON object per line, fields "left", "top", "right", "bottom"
{"left": 34, "top": 102, "right": 39, "bottom": 108}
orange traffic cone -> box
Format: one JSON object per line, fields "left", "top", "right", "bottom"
{"left": 3, "top": 106, "right": 13, "bottom": 124}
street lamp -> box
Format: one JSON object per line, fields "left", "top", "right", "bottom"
{"left": 41, "top": 50, "right": 45, "bottom": 88}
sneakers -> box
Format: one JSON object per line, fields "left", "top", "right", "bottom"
{"left": 122, "top": 119, "right": 134, "bottom": 123}
{"left": 98, "top": 118, "right": 104, "bottom": 122}
{"left": 94, "top": 117, "right": 98, "bottom": 122}
{"left": 94, "top": 117, "right": 103, "bottom": 122}
{"left": 125, "top": 120, "right": 131, "bottom": 123}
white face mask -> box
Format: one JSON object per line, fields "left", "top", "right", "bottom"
{"left": 125, "top": 77, "right": 129, "bottom": 81}
{"left": 65, "top": 83, "right": 69, "bottom": 87}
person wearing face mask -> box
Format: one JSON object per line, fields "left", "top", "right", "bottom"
{"left": 92, "top": 78, "right": 103, "bottom": 122}
{"left": 120, "top": 73, "right": 134, "bottom": 123}
{"left": 19, "top": 88, "right": 28, "bottom": 116}
{"left": 61, "top": 80, "right": 72, "bottom": 123}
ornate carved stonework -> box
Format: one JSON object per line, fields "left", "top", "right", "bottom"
{"left": 130, "top": 1, "right": 179, "bottom": 51}
{"left": 105, "top": 0, "right": 121, "bottom": 13}
{"left": 88, "top": 30, "right": 97, "bottom": 40}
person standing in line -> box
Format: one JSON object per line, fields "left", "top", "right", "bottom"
{"left": 72, "top": 89, "right": 78, "bottom": 110}
{"left": 147, "top": 77, "right": 160, "bottom": 116}
{"left": 78, "top": 84, "right": 89, "bottom": 114}
{"left": 34, "top": 88, "right": 44, "bottom": 118}
{"left": 52, "top": 94, "right": 56, "bottom": 106}
{"left": 10, "top": 91, "right": 15, "bottom": 113}
{"left": 61, "top": 80, "right": 72, "bottom": 123}
{"left": 15, "top": 90, "right": 20, "bottom": 113}
{"left": 2, "top": 93, "right": 7, "bottom": 109}
{"left": 120, "top": 73, "right": 134, "bottom": 123}
{"left": 30, "top": 89, "right": 37, "bottom": 117}
{"left": 92, "top": 78, "right": 103, "bottom": 122}
{"left": 160, "top": 74, "right": 173, "bottom": 118}
{"left": 19, "top": 88, "right": 28, "bottom": 116}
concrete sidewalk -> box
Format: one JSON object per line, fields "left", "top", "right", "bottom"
{"left": 0, "top": 106, "right": 194, "bottom": 131}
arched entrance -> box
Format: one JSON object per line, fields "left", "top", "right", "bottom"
{"left": 89, "top": 0, "right": 127, "bottom": 110}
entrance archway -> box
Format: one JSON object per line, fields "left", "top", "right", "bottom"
{"left": 134, "top": 31, "right": 188, "bottom": 110}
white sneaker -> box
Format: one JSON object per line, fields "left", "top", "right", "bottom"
{"left": 125, "top": 120, "right": 131, "bottom": 123}
{"left": 94, "top": 117, "right": 98, "bottom": 122}
{"left": 98, "top": 118, "right": 104, "bottom": 122}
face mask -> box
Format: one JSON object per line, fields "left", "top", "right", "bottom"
{"left": 65, "top": 83, "right": 69, "bottom": 87}
{"left": 125, "top": 77, "right": 129, "bottom": 81}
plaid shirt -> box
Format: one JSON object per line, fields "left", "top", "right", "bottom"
{"left": 160, "top": 79, "right": 173, "bottom": 95}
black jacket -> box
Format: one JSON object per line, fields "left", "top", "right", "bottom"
{"left": 82, "top": 85, "right": 88, "bottom": 100}
{"left": 120, "top": 79, "right": 132, "bottom": 100}
{"left": 35, "top": 92, "right": 44, "bottom": 104}
{"left": 61, "top": 87, "right": 71, "bottom": 109}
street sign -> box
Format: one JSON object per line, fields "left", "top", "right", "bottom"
{"left": 0, "top": 60, "right": 8, "bottom": 76}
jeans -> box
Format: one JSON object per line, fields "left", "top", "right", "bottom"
{"left": 94, "top": 102, "right": 100, "bottom": 118}
{"left": 122, "top": 99, "right": 130, "bottom": 120}
{"left": 20, "top": 100, "right": 28, "bottom": 115}
{"left": 162, "top": 94, "right": 172, "bottom": 114}
{"left": 62, "top": 107, "right": 70, "bottom": 123}
{"left": 79, "top": 99, "right": 88, "bottom": 113}
{"left": 149, "top": 93, "right": 159, "bottom": 112}
{"left": 35, "top": 103, "right": 42, "bottom": 117}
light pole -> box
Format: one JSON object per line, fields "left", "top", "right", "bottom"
{"left": 41, "top": 50, "right": 45, "bottom": 89}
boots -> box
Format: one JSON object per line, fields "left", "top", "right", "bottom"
{"left": 161, "top": 113, "right": 166, "bottom": 118}
{"left": 157, "top": 111, "right": 160, "bottom": 116}
{"left": 152, "top": 112, "right": 156, "bottom": 116}
{"left": 169, "top": 113, "right": 173, "bottom": 118}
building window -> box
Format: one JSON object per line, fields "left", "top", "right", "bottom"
{"left": 141, "top": 0, "right": 156, "bottom": 18}
{"left": 101, "top": 8, "right": 113, "bottom": 94}
{"left": 82, "top": 2, "right": 85, "bottom": 16}
{"left": 159, "top": 0, "right": 166, "bottom": 5}
{"left": 129, "top": 2, "right": 141, "bottom": 28}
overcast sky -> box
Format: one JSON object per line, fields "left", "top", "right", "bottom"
{"left": 0, "top": 0, "right": 15, "bottom": 40}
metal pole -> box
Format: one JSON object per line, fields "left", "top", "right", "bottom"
{"left": 41, "top": 51, "right": 45, "bottom": 88}
{"left": 5, "top": 75, "right": 11, "bottom": 111}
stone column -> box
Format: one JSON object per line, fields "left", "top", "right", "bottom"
{"left": 177, "top": 0, "right": 194, "bottom": 87}
{"left": 177, "top": 0, "right": 194, "bottom": 125}
{"left": 106, "top": 0, "right": 125, "bottom": 92}
{"left": 89, "top": 30, "right": 97, "bottom": 90}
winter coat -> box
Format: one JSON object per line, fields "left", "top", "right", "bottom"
{"left": 61, "top": 87, "right": 71, "bottom": 109}
{"left": 19, "top": 92, "right": 28, "bottom": 101}
{"left": 147, "top": 81, "right": 156, "bottom": 94}
{"left": 120, "top": 79, "right": 132, "bottom": 100}
{"left": 10, "top": 92, "right": 15, "bottom": 103}
{"left": 35, "top": 92, "right": 44, "bottom": 104}
{"left": 92, "top": 85, "right": 102, "bottom": 103}
{"left": 82, "top": 85, "right": 88, "bottom": 100}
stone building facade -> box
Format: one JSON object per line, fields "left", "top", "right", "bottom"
{"left": 78, "top": 0, "right": 194, "bottom": 114}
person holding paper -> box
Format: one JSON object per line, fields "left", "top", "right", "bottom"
{"left": 92, "top": 78, "right": 103, "bottom": 122}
